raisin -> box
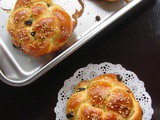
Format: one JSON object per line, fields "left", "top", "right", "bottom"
{"left": 47, "top": 3, "right": 50, "bottom": 7}
{"left": 77, "top": 88, "right": 86, "bottom": 92}
{"left": 66, "top": 112, "right": 74, "bottom": 119}
{"left": 25, "top": 19, "right": 33, "bottom": 26}
{"left": 30, "top": 32, "right": 36, "bottom": 36}
{"left": 116, "top": 75, "right": 123, "bottom": 81}
{"left": 12, "top": 44, "right": 20, "bottom": 49}
{"left": 95, "top": 15, "right": 101, "bottom": 22}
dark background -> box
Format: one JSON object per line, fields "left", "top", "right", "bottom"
{"left": 0, "top": 0, "right": 159, "bottom": 119}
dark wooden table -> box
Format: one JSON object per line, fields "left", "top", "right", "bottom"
{"left": 0, "top": 0, "right": 159, "bottom": 119}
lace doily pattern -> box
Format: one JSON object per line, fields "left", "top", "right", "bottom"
{"left": 54, "top": 62, "right": 154, "bottom": 120}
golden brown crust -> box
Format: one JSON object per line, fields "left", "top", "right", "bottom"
{"left": 66, "top": 74, "right": 143, "bottom": 120}
{"left": 7, "top": 0, "right": 73, "bottom": 56}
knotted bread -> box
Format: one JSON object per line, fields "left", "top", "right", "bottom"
{"left": 66, "top": 74, "right": 142, "bottom": 120}
{"left": 7, "top": 0, "right": 73, "bottom": 56}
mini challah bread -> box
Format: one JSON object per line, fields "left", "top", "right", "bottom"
{"left": 7, "top": 0, "right": 73, "bottom": 56}
{"left": 66, "top": 74, "right": 142, "bottom": 120}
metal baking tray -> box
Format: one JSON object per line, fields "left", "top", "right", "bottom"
{"left": 0, "top": 0, "right": 142, "bottom": 86}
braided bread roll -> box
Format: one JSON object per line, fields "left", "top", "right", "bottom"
{"left": 7, "top": 0, "right": 73, "bottom": 56}
{"left": 66, "top": 74, "right": 142, "bottom": 120}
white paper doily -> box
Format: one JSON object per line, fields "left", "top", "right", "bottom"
{"left": 54, "top": 62, "right": 154, "bottom": 120}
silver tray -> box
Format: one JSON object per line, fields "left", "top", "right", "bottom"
{"left": 0, "top": 0, "right": 142, "bottom": 86}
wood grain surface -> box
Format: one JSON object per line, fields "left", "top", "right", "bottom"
{"left": 0, "top": 0, "right": 159, "bottom": 120}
